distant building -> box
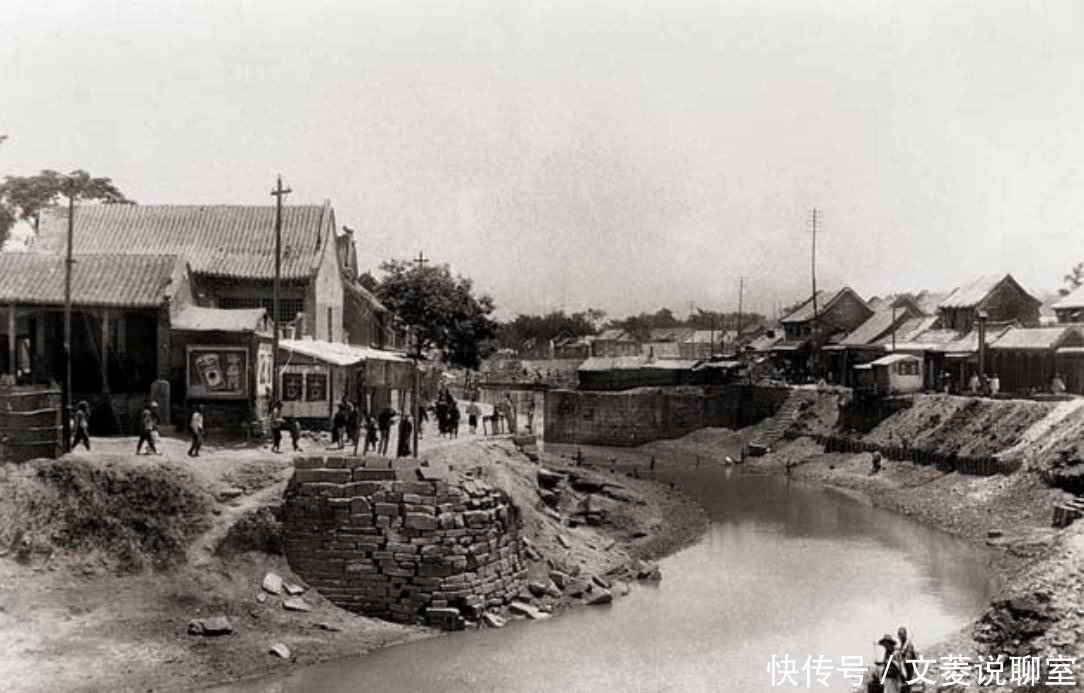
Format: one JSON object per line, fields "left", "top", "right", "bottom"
{"left": 592, "top": 328, "right": 640, "bottom": 357}
{"left": 936, "top": 274, "right": 1040, "bottom": 332}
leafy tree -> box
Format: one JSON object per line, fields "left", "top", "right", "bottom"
{"left": 0, "top": 169, "right": 132, "bottom": 247}
{"left": 375, "top": 259, "right": 497, "bottom": 369}
{"left": 497, "top": 310, "right": 599, "bottom": 349}
{"left": 1061, "top": 262, "right": 1084, "bottom": 297}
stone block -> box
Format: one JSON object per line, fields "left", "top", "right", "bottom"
{"left": 373, "top": 502, "right": 399, "bottom": 516}
{"left": 353, "top": 468, "right": 397, "bottom": 482}
{"left": 295, "top": 468, "right": 352, "bottom": 484}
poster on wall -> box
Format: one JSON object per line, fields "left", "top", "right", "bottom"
{"left": 187, "top": 346, "right": 248, "bottom": 399}
{"left": 306, "top": 372, "right": 328, "bottom": 401}
{"left": 282, "top": 373, "right": 304, "bottom": 401}
{"left": 256, "top": 343, "right": 273, "bottom": 398}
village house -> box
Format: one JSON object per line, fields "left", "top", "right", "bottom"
{"left": 591, "top": 328, "right": 640, "bottom": 357}
{"left": 823, "top": 293, "right": 940, "bottom": 386}
{"left": 2, "top": 202, "right": 397, "bottom": 432}
{"left": 772, "top": 287, "right": 874, "bottom": 379}
{"left": 641, "top": 327, "right": 695, "bottom": 360}
{"left": 678, "top": 329, "right": 737, "bottom": 361}
{"left": 988, "top": 325, "right": 1084, "bottom": 395}
{"left": 1052, "top": 286, "right": 1084, "bottom": 324}
{"left": 890, "top": 274, "right": 1041, "bottom": 391}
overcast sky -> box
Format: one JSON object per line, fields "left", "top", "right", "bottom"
{"left": 2, "top": 0, "right": 1083, "bottom": 320}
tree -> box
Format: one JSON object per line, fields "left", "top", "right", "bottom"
{"left": 0, "top": 169, "right": 132, "bottom": 247}
{"left": 1061, "top": 262, "right": 1084, "bottom": 297}
{"left": 375, "top": 259, "right": 498, "bottom": 369}
{"left": 496, "top": 310, "right": 598, "bottom": 350}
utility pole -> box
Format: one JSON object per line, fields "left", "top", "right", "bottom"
{"left": 414, "top": 251, "right": 428, "bottom": 270}
{"left": 737, "top": 276, "right": 744, "bottom": 339}
{"left": 62, "top": 181, "right": 75, "bottom": 453}
{"left": 270, "top": 176, "right": 291, "bottom": 403}
{"left": 809, "top": 208, "right": 821, "bottom": 376}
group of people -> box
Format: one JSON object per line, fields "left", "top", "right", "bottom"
{"left": 964, "top": 372, "right": 1001, "bottom": 396}
{"left": 873, "top": 626, "right": 919, "bottom": 693}
{"left": 432, "top": 390, "right": 462, "bottom": 439}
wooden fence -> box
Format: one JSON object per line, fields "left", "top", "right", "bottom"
{"left": 0, "top": 387, "right": 62, "bottom": 462}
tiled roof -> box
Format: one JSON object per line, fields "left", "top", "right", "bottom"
{"left": 344, "top": 280, "right": 388, "bottom": 313}
{"left": 938, "top": 274, "right": 1038, "bottom": 310}
{"left": 991, "top": 326, "right": 1084, "bottom": 351}
{"left": 32, "top": 204, "right": 333, "bottom": 281}
{"left": 0, "top": 253, "right": 178, "bottom": 308}
{"left": 171, "top": 306, "right": 268, "bottom": 332}
{"left": 578, "top": 355, "right": 649, "bottom": 372}
{"left": 596, "top": 328, "right": 633, "bottom": 342}
{"left": 648, "top": 327, "right": 694, "bottom": 342}
{"left": 780, "top": 287, "right": 868, "bottom": 324}
{"left": 839, "top": 310, "right": 897, "bottom": 346}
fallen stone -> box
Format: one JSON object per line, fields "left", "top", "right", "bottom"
{"left": 602, "top": 539, "right": 616, "bottom": 551}
{"left": 313, "top": 622, "right": 341, "bottom": 632}
{"left": 509, "top": 601, "right": 546, "bottom": 619}
{"left": 537, "top": 468, "right": 564, "bottom": 490}
{"left": 543, "top": 507, "right": 562, "bottom": 521}
{"left": 586, "top": 589, "right": 613, "bottom": 606}
{"left": 987, "top": 528, "right": 1004, "bottom": 538}
{"left": 256, "top": 592, "right": 268, "bottom": 604}
{"left": 565, "top": 578, "right": 590, "bottom": 598}
{"left": 283, "top": 582, "right": 306, "bottom": 596}
{"left": 592, "top": 575, "right": 612, "bottom": 589}
{"left": 269, "top": 643, "right": 292, "bottom": 659}
{"left": 482, "top": 612, "right": 507, "bottom": 629}
{"left": 188, "top": 615, "right": 233, "bottom": 636}
{"left": 525, "top": 545, "right": 542, "bottom": 562}
{"left": 557, "top": 534, "right": 572, "bottom": 549}
{"left": 528, "top": 581, "right": 550, "bottom": 598}
{"left": 636, "top": 562, "right": 662, "bottom": 581}
{"left": 538, "top": 489, "right": 560, "bottom": 508}
{"left": 549, "top": 570, "right": 570, "bottom": 589}
{"left": 262, "top": 572, "right": 284, "bottom": 595}
{"left": 426, "top": 607, "right": 463, "bottom": 631}
{"left": 283, "top": 597, "right": 313, "bottom": 612}
{"left": 619, "top": 581, "right": 631, "bottom": 596}
{"left": 217, "top": 487, "right": 244, "bottom": 501}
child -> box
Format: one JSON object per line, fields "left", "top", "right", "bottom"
{"left": 72, "top": 401, "right": 91, "bottom": 451}
{"left": 288, "top": 416, "right": 302, "bottom": 452}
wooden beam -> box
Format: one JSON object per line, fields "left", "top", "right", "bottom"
{"left": 100, "top": 309, "right": 110, "bottom": 394}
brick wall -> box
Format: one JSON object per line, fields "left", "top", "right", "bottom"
{"left": 543, "top": 385, "right": 790, "bottom": 446}
{"left": 283, "top": 455, "right": 526, "bottom": 624}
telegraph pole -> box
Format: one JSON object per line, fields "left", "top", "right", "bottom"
{"left": 62, "top": 182, "right": 75, "bottom": 452}
{"left": 270, "top": 176, "right": 291, "bottom": 403}
{"left": 411, "top": 251, "right": 427, "bottom": 457}
{"left": 809, "top": 208, "right": 821, "bottom": 376}
{"left": 737, "top": 276, "right": 744, "bottom": 338}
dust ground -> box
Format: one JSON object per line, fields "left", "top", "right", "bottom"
{"left": 0, "top": 428, "right": 704, "bottom": 693}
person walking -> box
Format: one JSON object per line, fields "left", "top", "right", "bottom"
{"left": 358, "top": 413, "right": 378, "bottom": 455}
{"left": 72, "top": 401, "right": 91, "bottom": 451}
{"left": 288, "top": 416, "right": 303, "bottom": 452}
{"left": 187, "top": 404, "right": 205, "bottom": 457}
{"left": 396, "top": 413, "right": 413, "bottom": 458}
{"left": 136, "top": 401, "right": 159, "bottom": 455}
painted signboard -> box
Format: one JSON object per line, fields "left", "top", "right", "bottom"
{"left": 187, "top": 346, "right": 248, "bottom": 399}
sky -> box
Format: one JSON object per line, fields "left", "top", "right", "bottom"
{"left": 2, "top": 0, "right": 1083, "bottom": 321}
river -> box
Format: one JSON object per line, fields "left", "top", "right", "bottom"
{"left": 208, "top": 464, "right": 1000, "bottom": 693}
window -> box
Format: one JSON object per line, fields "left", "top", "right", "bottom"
{"left": 218, "top": 296, "right": 304, "bottom": 324}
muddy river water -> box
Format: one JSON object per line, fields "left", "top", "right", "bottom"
{"left": 209, "top": 465, "right": 1000, "bottom": 693}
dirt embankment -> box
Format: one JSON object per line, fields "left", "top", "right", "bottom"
{"left": 0, "top": 433, "right": 703, "bottom": 693}
{"left": 654, "top": 389, "right": 1084, "bottom": 686}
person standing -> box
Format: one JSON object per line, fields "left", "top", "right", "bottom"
{"left": 526, "top": 397, "right": 536, "bottom": 433}
{"left": 358, "top": 413, "right": 378, "bottom": 455}
{"left": 466, "top": 400, "right": 481, "bottom": 434}
{"left": 396, "top": 413, "right": 413, "bottom": 458}
{"left": 377, "top": 407, "right": 396, "bottom": 455}
{"left": 1052, "top": 373, "right": 1068, "bottom": 395}
{"left": 449, "top": 401, "right": 460, "bottom": 439}
{"left": 72, "top": 401, "right": 91, "bottom": 451}
{"left": 269, "top": 401, "right": 284, "bottom": 453}
{"left": 503, "top": 394, "right": 517, "bottom": 434}
{"left": 989, "top": 373, "right": 1000, "bottom": 397}
{"left": 877, "top": 634, "right": 904, "bottom": 693}
{"left": 136, "top": 401, "right": 159, "bottom": 455}
{"left": 187, "top": 404, "right": 205, "bottom": 457}
{"left": 897, "top": 626, "right": 917, "bottom": 691}
{"left": 331, "top": 402, "right": 346, "bottom": 449}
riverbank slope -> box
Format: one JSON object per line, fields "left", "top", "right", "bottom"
{"left": 0, "top": 434, "right": 705, "bottom": 693}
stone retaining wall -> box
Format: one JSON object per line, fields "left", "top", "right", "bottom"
{"left": 283, "top": 455, "right": 527, "bottom": 624}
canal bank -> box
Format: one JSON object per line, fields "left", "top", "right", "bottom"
{"left": 0, "top": 433, "right": 706, "bottom": 693}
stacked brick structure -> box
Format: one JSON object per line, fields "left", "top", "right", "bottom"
{"left": 283, "top": 455, "right": 527, "bottom": 624}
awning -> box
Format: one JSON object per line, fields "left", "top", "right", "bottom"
{"left": 279, "top": 338, "right": 411, "bottom": 367}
